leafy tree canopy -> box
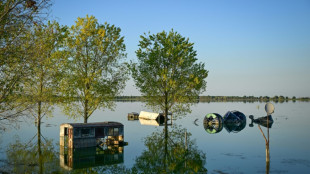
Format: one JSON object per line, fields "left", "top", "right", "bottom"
{"left": 0, "top": 0, "right": 52, "bottom": 124}
{"left": 20, "top": 21, "right": 68, "bottom": 125}
{"left": 61, "top": 15, "right": 128, "bottom": 123}
{"left": 132, "top": 30, "right": 208, "bottom": 118}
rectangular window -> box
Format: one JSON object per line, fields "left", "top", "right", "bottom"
{"left": 81, "top": 128, "right": 90, "bottom": 137}
{"left": 109, "top": 128, "right": 113, "bottom": 136}
{"left": 81, "top": 128, "right": 90, "bottom": 135}
{"left": 95, "top": 128, "right": 105, "bottom": 137}
{"left": 114, "top": 128, "right": 119, "bottom": 136}
{"left": 74, "top": 128, "right": 80, "bottom": 137}
{"left": 64, "top": 128, "right": 68, "bottom": 136}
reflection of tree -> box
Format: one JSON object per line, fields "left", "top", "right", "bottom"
{"left": 5, "top": 132, "right": 60, "bottom": 174}
{"left": 132, "top": 125, "right": 207, "bottom": 173}
{"left": 68, "top": 164, "right": 130, "bottom": 174}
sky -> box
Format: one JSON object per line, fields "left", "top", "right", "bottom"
{"left": 49, "top": 0, "right": 310, "bottom": 97}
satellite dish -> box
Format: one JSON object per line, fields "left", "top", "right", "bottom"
{"left": 265, "top": 103, "right": 275, "bottom": 115}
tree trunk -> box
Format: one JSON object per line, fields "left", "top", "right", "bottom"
{"left": 164, "top": 121, "right": 168, "bottom": 172}
{"left": 37, "top": 122, "right": 43, "bottom": 174}
{"left": 164, "top": 92, "right": 168, "bottom": 126}
{"left": 84, "top": 80, "right": 90, "bottom": 123}
{"left": 84, "top": 98, "right": 88, "bottom": 123}
{"left": 37, "top": 101, "right": 41, "bottom": 128}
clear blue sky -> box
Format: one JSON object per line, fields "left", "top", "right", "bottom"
{"left": 50, "top": 0, "right": 310, "bottom": 97}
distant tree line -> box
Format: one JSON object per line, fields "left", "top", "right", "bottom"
{"left": 114, "top": 95, "right": 310, "bottom": 103}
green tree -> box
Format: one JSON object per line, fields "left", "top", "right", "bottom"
{"left": 131, "top": 30, "right": 208, "bottom": 122}
{"left": 62, "top": 15, "right": 128, "bottom": 123}
{"left": 21, "top": 21, "right": 68, "bottom": 128}
{"left": 0, "top": 0, "right": 51, "bottom": 122}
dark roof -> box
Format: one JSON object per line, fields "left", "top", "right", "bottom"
{"left": 61, "top": 122, "right": 123, "bottom": 128}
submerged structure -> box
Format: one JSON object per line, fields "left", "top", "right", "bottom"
{"left": 249, "top": 103, "right": 275, "bottom": 128}
{"left": 204, "top": 111, "right": 247, "bottom": 134}
{"left": 139, "top": 117, "right": 165, "bottom": 126}
{"left": 138, "top": 111, "right": 166, "bottom": 121}
{"left": 60, "top": 122, "right": 124, "bottom": 149}
{"left": 249, "top": 115, "right": 274, "bottom": 128}
{"left": 128, "top": 112, "right": 139, "bottom": 120}
{"left": 223, "top": 111, "right": 247, "bottom": 133}
{"left": 127, "top": 111, "right": 172, "bottom": 126}
{"left": 203, "top": 113, "right": 224, "bottom": 134}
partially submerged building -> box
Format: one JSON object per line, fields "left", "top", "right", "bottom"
{"left": 127, "top": 112, "right": 139, "bottom": 120}
{"left": 60, "top": 122, "right": 124, "bottom": 149}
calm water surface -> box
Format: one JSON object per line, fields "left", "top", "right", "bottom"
{"left": 1, "top": 102, "right": 310, "bottom": 173}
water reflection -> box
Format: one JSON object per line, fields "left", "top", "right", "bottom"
{"left": 5, "top": 132, "right": 59, "bottom": 173}
{"left": 132, "top": 125, "right": 207, "bottom": 173}
{"left": 139, "top": 118, "right": 164, "bottom": 126}
{"left": 59, "top": 145, "right": 124, "bottom": 170}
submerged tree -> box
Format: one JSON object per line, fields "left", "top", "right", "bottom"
{"left": 132, "top": 30, "right": 208, "bottom": 122}
{"left": 0, "top": 0, "right": 52, "bottom": 123}
{"left": 21, "top": 21, "right": 68, "bottom": 128}
{"left": 62, "top": 15, "right": 128, "bottom": 123}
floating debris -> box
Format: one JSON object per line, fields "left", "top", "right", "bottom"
{"left": 223, "top": 111, "right": 246, "bottom": 133}
{"left": 203, "top": 113, "right": 224, "bottom": 134}
{"left": 249, "top": 115, "right": 274, "bottom": 128}
{"left": 127, "top": 112, "right": 139, "bottom": 120}
{"left": 204, "top": 111, "right": 247, "bottom": 134}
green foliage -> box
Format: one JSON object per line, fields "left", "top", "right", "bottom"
{"left": 19, "top": 21, "right": 68, "bottom": 122}
{"left": 132, "top": 30, "right": 208, "bottom": 117}
{"left": 61, "top": 15, "right": 128, "bottom": 123}
{"left": 0, "top": 0, "right": 52, "bottom": 122}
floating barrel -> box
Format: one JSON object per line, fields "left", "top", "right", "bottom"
{"left": 223, "top": 111, "right": 246, "bottom": 133}
{"left": 203, "top": 113, "right": 224, "bottom": 134}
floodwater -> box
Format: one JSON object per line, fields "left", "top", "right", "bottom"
{"left": 1, "top": 101, "right": 310, "bottom": 173}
